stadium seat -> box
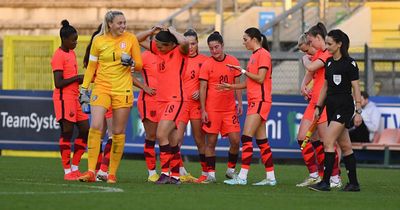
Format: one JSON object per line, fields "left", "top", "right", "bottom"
{"left": 352, "top": 129, "right": 400, "bottom": 151}
{"left": 352, "top": 129, "right": 400, "bottom": 167}
{"left": 372, "top": 132, "right": 381, "bottom": 143}
{"left": 377, "top": 129, "right": 400, "bottom": 144}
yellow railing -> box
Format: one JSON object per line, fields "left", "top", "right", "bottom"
{"left": 2, "top": 35, "right": 90, "bottom": 90}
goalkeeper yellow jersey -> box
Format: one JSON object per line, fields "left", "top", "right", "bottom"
{"left": 82, "top": 31, "right": 142, "bottom": 95}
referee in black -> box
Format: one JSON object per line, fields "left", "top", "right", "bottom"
{"left": 309, "top": 29, "right": 361, "bottom": 192}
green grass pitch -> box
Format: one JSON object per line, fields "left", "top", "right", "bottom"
{"left": 0, "top": 156, "right": 399, "bottom": 210}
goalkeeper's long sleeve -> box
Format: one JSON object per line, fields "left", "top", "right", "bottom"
{"left": 81, "top": 60, "right": 97, "bottom": 89}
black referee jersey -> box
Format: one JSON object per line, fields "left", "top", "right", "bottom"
{"left": 324, "top": 56, "right": 359, "bottom": 127}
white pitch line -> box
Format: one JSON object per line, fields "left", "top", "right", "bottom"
{"left": 0, "top": 180, "right": 123, "bottom": 195}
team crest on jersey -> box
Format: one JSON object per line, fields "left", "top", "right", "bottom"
{"left": 120, "top": 42, "right": 127, "bottom": 49}
{"left": 92, "top": 95, "right": 98, "bottom": 101}
{"left": 69, "top": 112, "right": 75, "bottom": 117}
{"left": 150, "top": 110, "right": 156, "bottom": 117}
{"left": 333, "top": 74, "right": 341, "bottom": 85}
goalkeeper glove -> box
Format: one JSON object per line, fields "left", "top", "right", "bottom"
{"left": 79, "top": 88, "right": 90, "bottom": 104}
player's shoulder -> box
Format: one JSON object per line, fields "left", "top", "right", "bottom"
{"left": 52, "top": 48, "right": 67, "bottom": 60}
{"left": 343, "top": 56, "right": 358, "bottom": 68}
{"left": 202, "top": 57, "right": 215, "bottom": 66}
{"left": 122, "top": 31, "right": 136, "bottom": 39}
{"left": 257, "top": 47, "right": 269, "bottom": 55}
{"left": 326, "top": 57, "right": 334, "bottom": 67}
{"left": 92, "top": 34, "right": 104, "bottom": 46}
{"left": 141, "top": 50, "right": 151, "bottom": 57}
{"left": 197, "top": 53, "right": 209, "bottom": 62}
{"left": 225, "top": 54, "right": 239, "bottom": 63}
{"left": 52, "top": 48, "right": 63, "bottom": 56}
{"left": 256, "top": 48, "right": 271, "bottom": 59}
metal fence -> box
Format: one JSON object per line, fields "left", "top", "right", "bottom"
{"left": 1, "top": 36, "right": 399, "bottom": 96}
{"left": 2, "top": 36, "right": 90, "bottom": 90}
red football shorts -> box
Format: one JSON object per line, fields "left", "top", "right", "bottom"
{"left": 158, "top": 101, "right": 186, "bottom": 126}
{"left": 138, "top": 99, "right": 159, "bottom": 123}
{"left": 53, "top": 99, "right": 89, "bottom": 122}
{"left": 178, "top": 100, "right": 201, "bottom": 124}
{"left": 247, "top": 101, "right": 271, "bottom": 122}
{"left": 303, "top": 102, "right": 327, "bottom": 123}
{"left": 202, "top": 110, "right": 240, "bottom": 137}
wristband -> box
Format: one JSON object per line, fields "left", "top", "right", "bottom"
{"left": 315, "top": 105, "right": 323, "bottom": 116}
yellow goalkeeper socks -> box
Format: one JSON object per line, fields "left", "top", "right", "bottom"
{"left": 109, "top": 134, "right": 126, "bottom": 176}
{"left": 87, "top": 128, "right": 102, "bottom": 171}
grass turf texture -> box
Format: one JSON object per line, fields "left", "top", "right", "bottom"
{"left": 0, "top": 156, "right": 399, "bottom": 210}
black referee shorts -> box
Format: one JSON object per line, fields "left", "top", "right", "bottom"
{"left": 325, "top": 94, "right": 354, "bottom": 129}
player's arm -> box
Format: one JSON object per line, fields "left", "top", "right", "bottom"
{"left": 303, "top": 57, "right": 324, "bottom": 72}
{"left": 199, "top": 79, "right": 210, "bottom": 123}
{"left": 132, "top": 76, "right": 156, "bottom": 96}
{"left": 314, "top": 80, "right": 327, "bottom": 119}
{"left": 217, "top": 81, "right": 246, "bottom": 90}
{"left": 352, "top": 79, "right": 363, "bottom": 126}
{"left": 82, "top": 39, "right": 99, "bottom": 89}
{"left": 244, "top": 67, "right": 267, "bottom": 84}
{"left": 136, "top": 26, "right": 162, "bottom": 50}
{"left": 81, "top": 59, "right": 97, "bottom": 89}
{"left": 53, "top": 71, "right": 83, "bottom": 89}
{"left": 168, "top": 26, "right": 189, "bottom": 55}
{"left": 234, "top": 76, "right": 243, "bottom": 116}
{"left": 199, "top": 79, "right": 208, "bottom": 112}
{"left": 131, "top": 36, "right": 143, "bottom": 71}
{"left": 300, "top": 70, "right": 313, "bottom": 99}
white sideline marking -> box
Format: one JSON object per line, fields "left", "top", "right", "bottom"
{"left": 0, "top": 179, "right": 123, "bottom": 195}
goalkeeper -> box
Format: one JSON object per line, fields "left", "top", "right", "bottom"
{"left": 78, "top": 10, "right": 142, "bottom": 184}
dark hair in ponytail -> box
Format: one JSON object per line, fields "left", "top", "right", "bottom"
{"left": 307, "top": 22, "right": 327, "bottom": 39}
{"left": 244, "top": 27, "right": 269, "bottom": 51}
{"left": 83, "top": 24, "right": 102, "bottom": 68}
{"left": 184, "top": 29, "right": 198, "bottom": 41}
{"left": 327, "top": 29, "right": 350, "bottom": 58}
{"left": 60, "top": 19, "right": 77, "bottom": 40}
{"left": 207, "top": 31, "right": 223, "bottom": 45}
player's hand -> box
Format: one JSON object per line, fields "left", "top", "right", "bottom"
{"left": 143, "top": 85, "right": 156, "bottom": 96}
{"left": 151, "top": 25, "right": 163, "bottom": 34}
{"left": 300, "top": 85, "right": 311, "bottom": 101}
{"left": 168, "top": 26, "right": 176, "bottom": 32}
{"left": 226, "top": 64, "right": 246, "bottom": 74}
{"left": 79, "top": 88, "right": 90, "bottom": 104}
{"left": 121, "top": 53, "right": 135, "bottom": 67}
{"left": 302, "top": 55, "right": 312, "bottom": 67}
{"left": 77, "top": 74, "right": 84, "bottom": 84}
{"left": 353, "top": 113, "right": 362, "bottom": 127}
{"left": 237, "top": 104, "right": 243, "bottom": 117}
{"left": 201, "top": 110, "right": 209, "bottom": 124}
{"left": 216, "top": 82, "right": 233, "bottom": 91}
{"left": 313, "top": 107, "right": 322, "bottom": 121}
{"left": 191, "top": 90, "right": 199, "bottom": 100}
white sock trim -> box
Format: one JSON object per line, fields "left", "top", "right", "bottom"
{"left": 266, "top": 171, "right": 275, "bottom": 180}
{"left": 238, "top": 168, "right": 248, "bottom": 180}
